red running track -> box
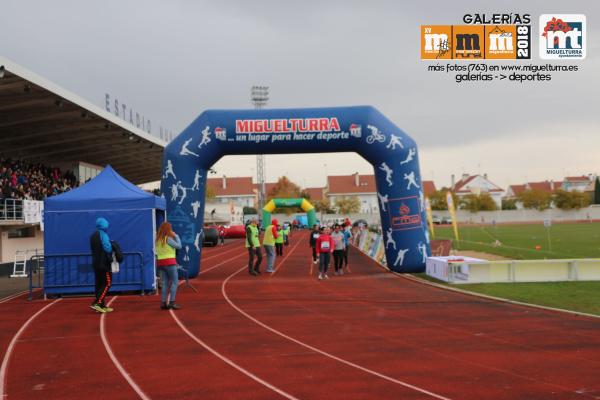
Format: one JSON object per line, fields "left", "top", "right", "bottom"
{"left": 1, "top": 232, "right": 600, "bottom": 399}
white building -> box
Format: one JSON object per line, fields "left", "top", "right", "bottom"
{"left": 206, "top": 176, "right": 256, "bottom": 208}
{"left": 326, "top": 173, "right": 379, "bottom": 213}
{"left": 452, "top": 173, "right": 505, "bottom": 208}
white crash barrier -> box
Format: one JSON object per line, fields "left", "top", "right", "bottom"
{"left": 426, "top": 256, "right": 600, "bottom": 284}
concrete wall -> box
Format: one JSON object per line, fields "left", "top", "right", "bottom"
{"left": 0, "top": 225, "right": 44, "bottom": 264}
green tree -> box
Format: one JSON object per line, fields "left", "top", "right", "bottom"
{"left": 429, "top": 190, "right": 448, "bottom": 210}
{"left": 459, "top": 193, "right": 497, "bottom": 212}
{"left": 429, "top": 189, "right": 459, "bottom": 211}
{"left": 594, "top": 177, "right": 600, "bottom": 205}
{"left": 313, "top": 198, "right": 335, "bottom": 213}
{"left": 267, "top": 176, "right": 302, "bottom": 214}
{"left": 267, "top": 176, "right": 301, "bottom": 200}
{"left": 517, "top": 189, "right": 552, "bottom": 211}
{"left": 553, "top": 189, "right": 590, "bottom": 210}
{"left": 502, "top": 198, "right": 517, "bottom": 210}
{"left": 334, "top": 196, "right": 361, "bottom": 214}
{"left": 299, "top": 190, "right": 311, "bottom": 200}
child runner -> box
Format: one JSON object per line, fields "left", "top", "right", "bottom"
{"left": 316, "top": 227, "right": 334, "bottom": 280}
{"left": 331, "top": 224, "right": 346, "bottom": 275}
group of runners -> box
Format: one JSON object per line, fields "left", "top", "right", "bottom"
{"left": 245, "top": 217, "right": 353, "bottom": 280}
{"left": 309, "top": 223, "right": 352, "bottom": 280}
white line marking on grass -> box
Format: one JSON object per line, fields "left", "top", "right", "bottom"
{"left": 221, "top": 239, "right": 452, "bottom": 400}
{"left": 1, "top": 299, "right": 61, "bottom": 398}
{"left": 100, "top": 297, "right": 151, "bottom": 400}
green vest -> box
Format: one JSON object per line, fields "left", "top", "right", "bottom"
{"left": 275, "top": 229, "right": 284, "bottom": 244}
{"left": 283, "top": 227, "right": 290, "bottom": 236}
{"left": 263, "top": 225, "right": 276, "bottom": 246}
{"left": 156, "top": 240, "right": 176, "bottom": 260}
{"left": 245, "top": 225, "right": 260, "bottom": 248}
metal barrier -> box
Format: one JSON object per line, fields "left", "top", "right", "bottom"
{"left": 28, "top": 254, "right": 44, "bottom": 300}
{"left": 42, "top": 252, "right": 145, "bottom": 296}
{"left": 0, "top": 199, "right": 23, "bottom": 221}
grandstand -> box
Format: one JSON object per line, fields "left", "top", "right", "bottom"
{"left": 0, "top": 57, "right": 165, "bottom": 184}
{"left": 0, "top": 57, "right": 166, "bottom": 267}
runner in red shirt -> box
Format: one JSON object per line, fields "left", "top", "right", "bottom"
{"left": 315, "top": 227, "right": 334, "bottom": 280}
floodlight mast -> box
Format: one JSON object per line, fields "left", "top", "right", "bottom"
{"left": 251, "top": 85, "right": 269, "bottom": 211}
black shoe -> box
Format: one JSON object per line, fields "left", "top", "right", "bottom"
{"left": 160, "top": 302, "right": 169, "bottom": 310}
{"left": 249, "top": 270, "right": 258, "bottom": 276}
{"left": 254, "top": 270, "right": 261, "bottom": 274}
{"left": 169, "top": 302, "right": 181, "bottom": 310}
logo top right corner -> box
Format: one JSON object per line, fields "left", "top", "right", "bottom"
{"left": 539, "top": 14, "right": 586, "bottom": 60}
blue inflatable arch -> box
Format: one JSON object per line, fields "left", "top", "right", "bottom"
{"left": 162, "top": 106, "right": 430, "bottom": 278}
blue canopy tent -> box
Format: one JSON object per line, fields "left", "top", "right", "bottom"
{"left": 43, "top": 166, "right": 166, "bottom": 296}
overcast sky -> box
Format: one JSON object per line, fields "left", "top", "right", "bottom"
{"left": 1, "top": 0, "right": 598, "bottom": 189}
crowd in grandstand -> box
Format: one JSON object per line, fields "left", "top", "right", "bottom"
{"left": 0, "top": 159, "right": 78, "bottom": 201}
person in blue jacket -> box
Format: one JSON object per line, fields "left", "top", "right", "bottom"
{"left": 89, "top": 217, "right": 114, "bottom": 313}
{"left": 342, "top": 226, "right": 352, "bottom": 272}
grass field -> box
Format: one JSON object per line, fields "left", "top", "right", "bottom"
{"left": 433, "top": 222, "right": 600, "bottom": 260}
{"left": 415, "top": 274, "right": 600, "bottom": 316}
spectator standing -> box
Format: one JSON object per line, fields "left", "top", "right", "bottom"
{"left": 155, "top": 222, "right": 182, "bottom": 310}
{"left": 275, "top": 224, "right": 284, "bottom": 256}
{"left": 89, "top": 217, "right": 114, "bottom": 313}
{"left": 245, "top": 219, "right": 262, "bottom": 276}
{"left": 263, "top": 218, "right": 279, "bottom": 273}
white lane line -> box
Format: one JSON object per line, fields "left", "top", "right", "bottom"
{"left": 201, "top": 244, "right": 243, "bottom": 261}
{"left": 169, "top": 247, "right": 300, "bottom": 399}
{"left": 221, "top": 241, "right": 452, "bottom": 400}
{"left": 170, "top": 311, "right": 300, "bottom": 400}
{"left": 0, "top": 291, "right": 29, "bottom": 304}
{"left": 101, "top": 251, "right": 247, "bottom": 399}
{"left": 100, "top": 297, "right": 151, "bottom": 400}
{"left": 0, "top": 299, "right": 61, "bottom": 398}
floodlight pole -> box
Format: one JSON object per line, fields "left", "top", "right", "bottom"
{"left": 251, "top": 86, "right": 269, "bottom": 211}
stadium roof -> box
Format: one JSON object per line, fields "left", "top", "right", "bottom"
{"left": 0, "top": 57, "right": 166, "bottom": 184}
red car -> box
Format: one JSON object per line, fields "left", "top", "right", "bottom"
{"left": 224, "top": 225, "right": 246, "bottom": 239}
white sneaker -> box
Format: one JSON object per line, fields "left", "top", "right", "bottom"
{"left": 313, "top": 260, "right": 318, "bottom": 264}
{"left": 318, "top": 273, "right": 323, "bottom": 280}
{"left": 324, "top": 274, "right": 329, "bottom": 279}
{"left": 340, "top": 270, "right": 344, "bottom": 275}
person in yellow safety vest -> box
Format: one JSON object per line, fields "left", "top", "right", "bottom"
{"left": 245, "top": 218, "right": 262, "bottom": 276}
{"left": 156, "top": 222, "right": 182, "bottom": 310}
{"left": 283, "top": 224, "right": 291, "bottom": 246}
{"left": 263, "top": 218, "right": 279, "bottom": 273}
{"left": 275, "top": 224, "right": 284, "bottom": 256}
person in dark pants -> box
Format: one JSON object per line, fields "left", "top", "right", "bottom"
{"left": 219, "top": 226, "right": 225, "bottom": 245}
{"left": 315, "top": 227, "right": 334, "bottom": 280}
{"left": 331, "top": 224, "right": 345, "bottom": 275}
{"left": 275, "top": 224, "right": 284, "bottom": 256}
{"left": 342, "top": 225, "right": 352, "bottom": 272}
{"left": 90, "top": 217, "right": 114, "bottom": 313}
{"left": 245, "top": 218, "right": 262, "bottom": 275}
{"left": 309, "top": 224, "right": 320, "bottom": 264}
